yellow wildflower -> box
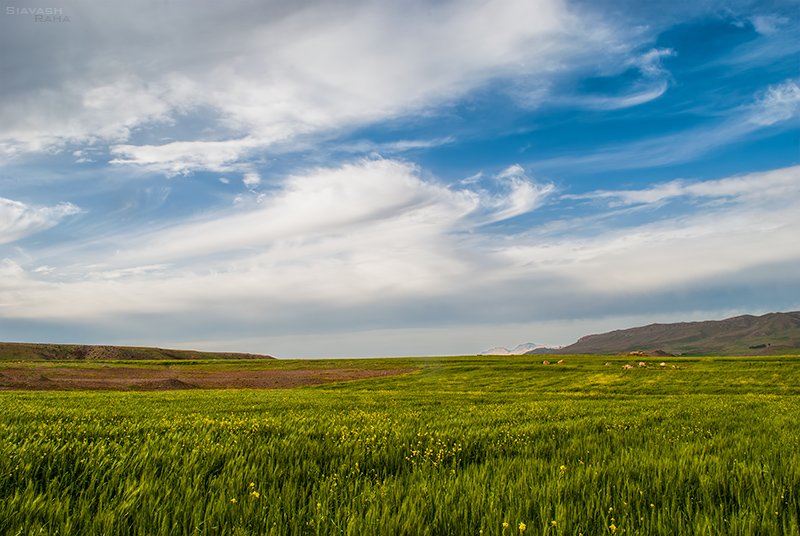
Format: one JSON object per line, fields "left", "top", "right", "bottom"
{"left": 519, "top": 522, "right": 527, "bottom": 531}
{"left": 250, "top": 491, "right": 260, "bottom": 498}
{"left": 609, "top": 524, "right": 617, "bottom": 533}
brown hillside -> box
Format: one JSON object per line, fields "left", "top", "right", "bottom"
{"left": 0, "top": 342, "right": 274, "bottom": 361}
{"left": 549, "top": 311, "right": 800, "bottom": 356}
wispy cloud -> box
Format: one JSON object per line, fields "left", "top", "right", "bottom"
{"left": 482, "top": 165, "right": 555, "bottom": 223}
{"left": 566, "top": 165, "right": 800, "bottom": 206}
{"left": 85, "top": 159, "right": 551, "bottom": 268}
{"left": 242, "top": 172, "right": 261, "bottom": 191}
{"left": 577, "top": 80, "right": 669, "bottom": 110}
{"left": 748, "top": 80, "right": 800, "bottom": 126}
{"left": 576, "top": 48, "right": 675, "bottom": 110}
{"left": 109, "top": 137, "right": 263, "bottom": 176}
{"left": 334, "top": 137, "right": 456, "bottom": 155}
{"left": 750, "top": 14, "right": 789, "bottom": 35}
{"left": 0, "top": 197, "right": 81, "bottom": 245}
{"left": 533, "top": 80, "right": 800, "bottom": 173}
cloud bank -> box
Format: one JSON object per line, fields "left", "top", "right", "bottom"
{"left": 1, "top": 163, "right": 797, "bottom": 355}
{"left": 1, "top": 0, "right": 630, "bottom": 169}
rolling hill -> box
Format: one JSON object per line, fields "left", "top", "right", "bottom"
{"left": 0, "top": 342, "right": 274, "bottom": 361}
{"left": 536, "top": 311, "right": 800, "bottom": 356}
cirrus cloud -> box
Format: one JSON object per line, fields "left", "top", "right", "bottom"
{"left": 0, "top": 0, "right": 630, "bottom": 166}
{"left": 0, "top": 197, "right": 81, "bottom": 246}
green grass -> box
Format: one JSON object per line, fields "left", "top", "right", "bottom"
{"left": 1, "top": 355, "right": 798, "bottom": 535}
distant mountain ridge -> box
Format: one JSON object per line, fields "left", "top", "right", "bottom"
{"left": 480, "top": 342, "right": 561, "bottom": 355}
{"left": 0, "top": 342, "right": 274, "bottom": 361}
{"left": 536, "top": 311, "right": 800, "bottom": 356}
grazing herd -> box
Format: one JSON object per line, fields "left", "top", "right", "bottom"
{"left": 612, "top": 360, "right": 676, "bottom": 369}
{"left": 541, "top": 359, "right": 683, "bottom": 369}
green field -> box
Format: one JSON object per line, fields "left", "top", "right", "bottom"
{"left": 1, "top": 355, "right": 798, "bottom": 535}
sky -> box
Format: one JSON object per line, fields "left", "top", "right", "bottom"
{"left": 1, "top": 0, "right": 798, "bottom": 358}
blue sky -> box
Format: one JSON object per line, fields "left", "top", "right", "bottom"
{"left": 1, "top": 0, "right": 798, "bottom": 357}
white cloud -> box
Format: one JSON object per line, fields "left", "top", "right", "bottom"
{"left": 336, "top": 137, "right": 456, "bottom": 155}
{"left": 567, "top": 165, "right": 800, "bottom": 206}
{"left": 0, "top": 0, "right": 630, "bottom": 166}
{"left": 750, "top": 14, "right": 789, "bottom": 35}
{"left": 461, "top": 171, "right": 483, "bottom": 185}
{"left": 580, "top": 80, "right": 669, "bottom": 110}
{"left": 243, "top": 172, "right": 261, "bottom": 190}
{"left": 485, "top": 165, "right": 555, "bottom": 223}
{"left": 495, "top": 167, "right": 800, "bottom": 296}
{"left": 498, "top": 203, "right": 799, "bottom": 293}
{"left": 109, "top": 137, "right": 262, "bottom": 176}
{"left": 545, "top": 47, "right": 674, "bottom": 111}
{"left": 97, "top": 158, "right": 520, "bottom": 267}
{"left": 0, "top": 158, "right": 550, "bottom": 319}
{"left": 748, "top": 80, "right": 800, "bottom": 126}
{"left": 632, "top": 48, "right": 675, "bottom": 78}
{"left": 3, "top": 163, "right": 797, "bottom": 331}
{"left": 580, "top": 47, "right": 675, "bottom": 110}
{"left": 0, "top": 76, "right": 178, "bottom": 157}
{"left": 0, "top": 197, "right": 81, "bottom": 245}
{"left": 496, "top": 164, "right": 526, "bottom": 181}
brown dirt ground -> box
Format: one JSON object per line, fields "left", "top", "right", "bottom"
{"left": 0, "top": 367, "right": 416, "bottom": 391}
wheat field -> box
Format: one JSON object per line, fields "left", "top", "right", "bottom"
{"left": 1, "top": 355, "right": 798, "bottom": 535}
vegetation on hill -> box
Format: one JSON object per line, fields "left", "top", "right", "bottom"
{"left": 545, "top": 311, "right": 800, "bottom": 356}
{"left": 0, "top": 342, "right": 273, "bottom": 361}
{"left": 1, "top": 354, "right": 798, "bottom": 535}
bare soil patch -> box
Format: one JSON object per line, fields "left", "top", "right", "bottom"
{"left": 0, "top": 366, "right": 415, "bottom": 391}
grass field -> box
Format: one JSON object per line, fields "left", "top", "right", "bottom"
{"left": 1, "top": 355, "right": 798, "bottom": 535}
